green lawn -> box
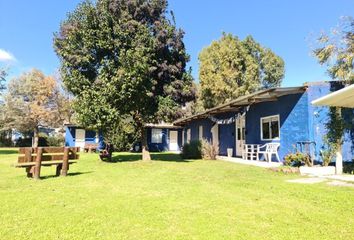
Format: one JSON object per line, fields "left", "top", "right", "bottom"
{"left": 0, "top": 148, "right": 353, "bottom": 240}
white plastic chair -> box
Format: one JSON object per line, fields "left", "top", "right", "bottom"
{"left": 257, "top": 143, "right": 280, "bottom": 162}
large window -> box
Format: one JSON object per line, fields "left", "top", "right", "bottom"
{"left": 151, "top": 128, "right": 162, "bottom": 143}
{"left": 260, "top": 115, "right": 280, "bottom": 140}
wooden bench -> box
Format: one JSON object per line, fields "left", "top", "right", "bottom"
{"left": 83, "top": 143, "right": 99, "bottom": 153}
{"left": 15, "top": 147, "right": 80, "bottom": 179}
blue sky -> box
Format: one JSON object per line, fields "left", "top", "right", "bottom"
{"left": 0, "top": 0, "right": 353, "bottom": 86}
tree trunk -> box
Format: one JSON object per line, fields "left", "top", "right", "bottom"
{"left": 141, "top": 125, "right": 151, "bottom": 161}
{"left": 33, "top": 126, "right": 39, "bottom": 147}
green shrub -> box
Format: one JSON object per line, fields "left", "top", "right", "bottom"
{"left": 181, "top": 140, "right": 202, "bottom": 159}
{"left": 201, "top": 139, "right": 218, "bottom": 160}
{"left": 15, "top": 133, "right": 64, "bottom": 147}
{"left": 46, "top": 135, "right": 65, "bottom": 147}
{"left": 284, "top": 152, "right": 311, "bottom": 167}
{"left": 320, "top": 136, "right": 338, "bottom": 166}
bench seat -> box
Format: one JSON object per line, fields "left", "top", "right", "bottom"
{"left": 15, "top": 160, "right": 78, "bottom": 168}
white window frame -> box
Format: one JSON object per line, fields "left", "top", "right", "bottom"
{"left": 260, "top": 115, "right": 280, "bottom": 141}
{"left": 199, "top": 125, "right": 203, "bottom": 140}
{"left": 151, "top": 128, "right": 163, "bottom": 144}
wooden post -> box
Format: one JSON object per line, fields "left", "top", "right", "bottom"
{"left": 24, "top": 148, "right": 32, "bottom": 163}
{"left": 33, "top": 147, "right": 43, "bottom": 179}
{"left": 61, "top": 147, "right": 69, "bottom": 176}
{"left": 56, "top": 164, "right": 62, "bottom": 176}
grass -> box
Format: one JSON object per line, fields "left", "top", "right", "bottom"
{"left": 0, "top": 148, "right": 353, "bottom": 240}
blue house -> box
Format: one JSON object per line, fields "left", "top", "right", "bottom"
{"left": 64, "top": 124, "right": 104, "bottom": 150}
{"left": 64, "top": 123, "right": 183, "bottom": 152}
{"left": 174, "top": 81, "right": 354, "bottom": 163}
{"left": 145, "top": 123, "right": 183, "bottom": 152}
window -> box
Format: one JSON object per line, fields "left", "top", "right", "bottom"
{"left": 199, "top": 125, "right": 203, "bottom": 140}
{"left": 151, "top": 128, "right": 162, "bottom": 143}
{"left": 260, "top": 115, "right": 280, "bottom": 140}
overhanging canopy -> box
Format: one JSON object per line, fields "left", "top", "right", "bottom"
{"left": 174, "top": 86, "right": 306, "bottom": 125}
{"left": 311, "top": 84, "right": 354, "bottom": 108}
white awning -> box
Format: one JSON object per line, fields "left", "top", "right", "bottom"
{"left": 311, "top": 84, "right": 354, "bottom": 108}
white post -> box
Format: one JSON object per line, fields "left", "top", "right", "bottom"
{"left": 335, "top": 107, "right": 343, "bottom": 175}
{"left": 335, "top": 146, "right": 343, "bottom": 175}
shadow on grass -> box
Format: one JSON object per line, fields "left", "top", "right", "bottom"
{"left": 106, "top": 152, "right": 192, "bottom": 163}
{"left": 41, "top": 171, "right": 93, "bottom": 179}
{"left": 0, "top": 149, "right": 18, "bottom": 155}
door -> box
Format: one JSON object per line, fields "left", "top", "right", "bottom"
{"left": 75, "top": 129, "right": 86, "bottom": 151}
{"left": 218, "top": 123, "right": 235, "bottom": 156}
{"left": 235, "top": 115, "right": 246, "bottom": 156}
{"left": 169, "top": 130, "right": 178, "bottom": 151}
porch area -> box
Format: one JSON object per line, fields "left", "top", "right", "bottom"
{"left": 217, "top": 155, "right": 283, "bottom": 168}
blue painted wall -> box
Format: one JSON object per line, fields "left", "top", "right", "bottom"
{"left": 246, "top": 93, "right": 309, "bottom": 160}
{"left": 64, "top": 126, "right": 103, "bottom": 149}
{"left": 307, "top": 82, "right": 354, "bottom": 162}
{"left": 215, "top": 112, "right": 236, "bottom": 156}
{"left": 183, "top": 118, "right": 214, "bottom": 144}
{"left": 146, "top": 127, "right": 183, "bottom": 152}
{"left": 65, "top": 127, "right": 75, "bottom": 147}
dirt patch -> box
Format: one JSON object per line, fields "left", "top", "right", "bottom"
{"left": 287, "top": 178, "right": 326, "bottom": 184}
{"left": 327, "top": 180, "right": 354, "bottom": 188}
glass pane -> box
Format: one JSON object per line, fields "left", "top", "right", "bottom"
{"left": 262, "top": 122, "right": 270, "bottom": 139}
{"left": 271, "top": 120, "right": 279, "bottom": 138}
{"left": 237, "top": 128, "right": 241, "bottom": 140}
{"left": 242, "top": 128, "right": 245, "bottom": 140}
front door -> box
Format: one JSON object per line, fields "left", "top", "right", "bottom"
{"left": 169, "top": 130, "right": 178, "bottom": 151}
{"left": 75, "top": 129, "right": 86, "bottom": 151}
{"left": 235, "top": 115, "right": 246, "bottom": 156}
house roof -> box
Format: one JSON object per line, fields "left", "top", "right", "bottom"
{"left": 174, "top": 86, "right": 307, "bottom": 125}
{"left": 144, "top": 123, "right": 182, "bottom": 129}
{"left": 311, "top": 84, "right": 354, "bottom": 108}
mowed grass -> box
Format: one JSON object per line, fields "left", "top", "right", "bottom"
{"left": 0, "top": 148, "right": 353, "bottom": 240}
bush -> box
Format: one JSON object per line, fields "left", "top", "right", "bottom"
{"left": 201, "top": 139, "right": 218, "bottom": 160}
{"left": 320, "top": 137, "right": 338, "bottom": 166}
{"left": 46, "top": 135, "right": 65, "bottom": 147}
{"left": 15, "top": 133, "right": 64, "bottom": 147}
{"left": 284, "top": 152, "right": 311, "bottom": 167}
{"left": 181, "top": 140, "right": 202, "bottom": 159}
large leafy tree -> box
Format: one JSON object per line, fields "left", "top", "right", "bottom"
{"left": 1, "top": 69, "right": 66, "bottom": 147}
{"left": 313, "top": 16, "right": 353, "bottom": 82}
{"left": 54, "top": 0, "right": 195, "bottom": 160}
{"left": 0, "top": 68, "right": 6, "bottom": 92}
{"left": 313, "top": 17, "right": 354, "bottom": 169}
{"left": 199, "top": 33, "right": 285, "bottom": 109}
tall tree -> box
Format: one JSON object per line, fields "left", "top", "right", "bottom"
{"left": 1, "top": 69, "right": 67, "bottom": 147}
{"left": 54, "top": 0, "right": 195, "bottom": 160}
{"left": 313, "top": 16, "right": 353, "bottom": 82}
{"left": 0, "top": 68, "right": 6, "bottom": 93}
{"left": 199, "top": 33, "right": 285, "bottom": 109}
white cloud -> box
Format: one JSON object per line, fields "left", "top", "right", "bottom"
{"left": 0, "top": 49, "right": 16, "bottom": 62}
